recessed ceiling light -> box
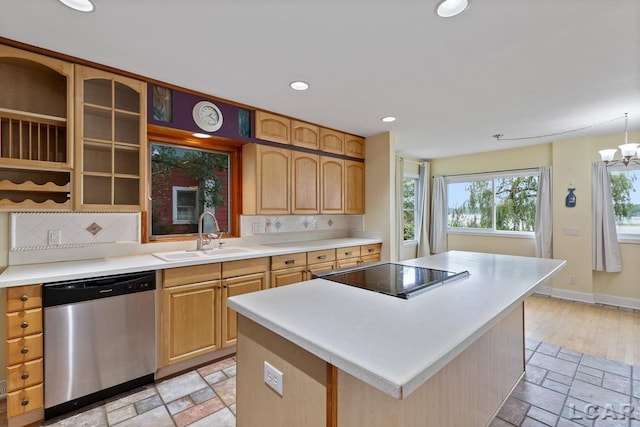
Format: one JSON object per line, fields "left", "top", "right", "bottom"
{"left": 290, "top": 81, "right": 310, "bottom": 91}
{"left": 192, "top": 133, "right": 212, "bottom": 139}
{"left": 435, "top": 0, "right": 469, "bottom": 18}
{"left": 381, "top": 116, "right": 397, "bottom": 123}
{"left": 58, "top": 0, "right": 95, "bottom": 12}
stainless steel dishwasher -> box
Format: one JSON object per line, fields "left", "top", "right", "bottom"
{"left": 43, "top": 271, "right": 156, "bottom": 420}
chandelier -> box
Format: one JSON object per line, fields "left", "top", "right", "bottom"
{"left": 599, "top": 113, "right": 639, "bottom": 166}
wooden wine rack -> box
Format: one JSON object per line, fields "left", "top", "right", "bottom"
{"left": 0, "top": 168, "right": 71, "bottom": 211}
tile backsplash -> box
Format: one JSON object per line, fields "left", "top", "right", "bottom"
{"left": 11, "top": 212, "right": 140, "bottom": 251}
{"left": 240, "top": 215, "right": 364, "bottom": 236}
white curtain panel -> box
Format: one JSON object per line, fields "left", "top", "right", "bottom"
{"left": 592, "top": 162, "right": 622, "bottom": 272}
{"left": 535, "top": 166, "right": 553, "bottom": 258}
{"left": 416, "top": 163, "right": 431, "bottom": 257}
{"left": 395, "top": 156, "right": 405, "bottom": 261}
{"left": 430, "top": 176, "right": 448, "bottom": 254}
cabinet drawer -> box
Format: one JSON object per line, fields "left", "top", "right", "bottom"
{"left": 361, "top": 243, "right": 382, "bottom": 256}
{"left": 336, "top": 246, "right": 361, "bottom": 260}
{"left": 222, "top": 257, "right": 268, "bottom": 279}
{"left": 271, "top": 266, "right": 307, "bottom": 287}
{"left": 306, "top": 261, "right": 335, "bottom": 277}
{"left": 6, "top": 308, "right": 43, "bottom": 339}
{"left": 7, "top": 358, "right": 43, "bottom": 393}
{"left": 163, "top": 263, "right": 221, "bottom": 287}
{"left": 7, "top": 285, "right": 42, "bottom": 311}
{"left": 307, "top": 249, "right": 336, "bottom": 265}
{"left": 7, "top": 383, "right": 44, "bottom": 417}
{"left": 271, "top": 252, "right": 307, "bottom": 270}
{"left": 7, "top": 333, "right": 43, "bottom": 366}
{"left": 336, "top": 259, "right": 360, "bottom": 270}
{"left": 361, "top": 254, "right": 381, "bottom": 265}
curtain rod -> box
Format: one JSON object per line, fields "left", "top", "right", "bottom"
{"left": 435, "top": 166, "right": 544, "bottom": 179}
{"left": 398, "top": 157, "right": 427, "bottom": 166}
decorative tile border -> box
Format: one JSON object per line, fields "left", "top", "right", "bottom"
{"left": 239, "top": 215, "right": 364, "bottom": 236}
{"left": 10, "top": 212, "right": 140, "bottom": 251}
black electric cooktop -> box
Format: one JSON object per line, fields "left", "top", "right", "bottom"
{"left": 315, "top": 262, "right": 469, "bottom": 299}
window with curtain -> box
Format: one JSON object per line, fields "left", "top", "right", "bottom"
{"left": 609, "top": 165, "right": 640, "bottom": 240}
{"left": 447, "top": 170, "right": 539, "bottom": 234}
{"left": 403, "top": 175, "right": 419, "bottom": 241}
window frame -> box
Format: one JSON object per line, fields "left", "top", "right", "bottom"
{"left": 403, "top": 173, "right": 419, "bottom": 244}
{"left": 445, "top": 168, "right": 540, "bottom": 238}
{"left": 145, "top": 126, "right": 242, "bottom": 243}
{"left": 608, "top": 163, "right": 640, "bottom": 243}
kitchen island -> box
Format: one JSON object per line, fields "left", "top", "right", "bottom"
{"left": 227, "top": 251, "right": 565, "bottom": 427}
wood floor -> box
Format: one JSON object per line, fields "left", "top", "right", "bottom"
{"left": 525, "top": 294, "right": 640, "bottom": 366}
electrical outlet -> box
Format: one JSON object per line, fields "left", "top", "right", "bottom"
{"left": 568, "top": 276, "right": 576, "bottom": 285}
{"left": 264, "top": 361, "right": 283, "bottom": 396}
{"left": 48, "top": 229, "right": 62, "bottom": 246}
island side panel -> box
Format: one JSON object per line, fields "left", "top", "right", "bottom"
{"left": 336, "top": 302, "right": 525, "bottom": 427}
{"left": 236, "top": 315, "right": 327, "bottom": 427}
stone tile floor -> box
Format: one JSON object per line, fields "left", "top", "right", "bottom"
{"left": 491, "top": 338, "right": 640, "bottom": 427}
{"left": 42, "top": 356, "right": 237, "bottom": 427}
{"left": 10, "top": 339, "right": 639, "bottom": 426}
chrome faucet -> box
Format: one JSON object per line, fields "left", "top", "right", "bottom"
{"left": 196, "top": 211, "right": 221, "bottom": 251}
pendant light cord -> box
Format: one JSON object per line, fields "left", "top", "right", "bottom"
{"left": 493, "top": 114, "right": 627, "bottom": 141}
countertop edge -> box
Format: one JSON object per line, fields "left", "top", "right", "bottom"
{"left": 0, "top": 237, "right": 382, "bottom": 287}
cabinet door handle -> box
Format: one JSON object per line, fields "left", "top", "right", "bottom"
{"left": 368, "top": 248, "right": 374, "bottom": 253}
{"left": 345, "top": 251, "right": 353, "bottom": 256}
{"left": 21, "top": 399, "right": 29, "bottom": 407}
{"left": 21, "top": 347, "right": 29, "bottom": 354}
{"left": 223, "top": 285, "right": 227, "bottom": 289}
{"left": 317, "top": 255, "right": 326, "bottom": 260}
{"left": 21, "top": 373, "right": 29, "bottom": 380}
{"left": 285, "top": 260, "right": 295, "bottom": 265}
{"left": 20, "top": 295, "right": 29, "bottom": 302}
{"left": 21, "top": 322, "right": 29, "bottom": 329}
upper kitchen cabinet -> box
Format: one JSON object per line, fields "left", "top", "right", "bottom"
{"left": 344, "top": 134, "right": 365, "bottom": 159}
{"left": 242, "top": 143, "right": 291, "bottom": 215}
{"left": 320, "top": 156, "right": 344, "bottom": 214}
{"left": 319, "top": 128, "right": 344, "bottom": 155}
{"left": 74, "top": 65, "right": 146, "bottom": 211}
{"left": 254, "top": 110, "right": 290, "bottom": 145}
{"left": 291, "top": 120, "right": 319, "bottom": 150}
{"left": 0, "top": 45, "right": 73, "bottom": 210}
{"left": 291, "top": 151, "right": 319, "bottom": 214}
{"left": 345, "top": 160, "right": 365, "bottom": 214}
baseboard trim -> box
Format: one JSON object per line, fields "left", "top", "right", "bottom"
{"left": 533, "top": 287, "right": 640, "bottom": 310}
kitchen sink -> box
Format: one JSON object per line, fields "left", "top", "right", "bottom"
{"left": 153, "top": 247, "right": 256, "bottom": 262}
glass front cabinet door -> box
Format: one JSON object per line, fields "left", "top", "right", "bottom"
{"left": 74, "top": 65, "right": 146, "bottom": 211}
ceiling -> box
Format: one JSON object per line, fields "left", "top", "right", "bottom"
{"left": 1, "top": 0, "right": 639, "bottom": 159}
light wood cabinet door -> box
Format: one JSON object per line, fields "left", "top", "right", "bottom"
{"left": 345, "top": 160, "right": 365, "bottom": 214}
{"left": 162, "top": 281, "right": 221, "bottom": 366}
{"left": 320, "top": 157, "right": 344, "bottom": 214}
{"left": 292, "top": 152, "right": 319, "bottom": 214}
{"left": 255, "top": 110, "right": 290, "bottom": 144}
{"left": 291, "top": 120, "right": 319, "bottom": 149}
{"left": 7, "top": 383, "right": 43, "bottom": 417}
{"left": 320, "top": 128, "right": 344, "bottom": 155}
{"left": 271, "top": 267, "right": 307, "bottom": 287}
{"left": 344, "top": 134, "right": 365, "bottom": 159}
{"left": 306, "top": 261, "right": 335, "bottom": 279}
{"left": 243, "top": 144, "right": 291, "bottom": 214}
{"left": 74, "top": 64, "right": 146, "bottom": 211}
{"left": 222, "top": 272, "right": 266, "bottom": 347}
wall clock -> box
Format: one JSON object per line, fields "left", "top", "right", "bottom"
{"left": 192, "top": 100, "right": 223, "bottom": 132}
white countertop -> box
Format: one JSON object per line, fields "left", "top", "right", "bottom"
{"left": 0, "top": 237, "right": 381, "bottom": 288}
{"left": 227, "top": 251, "right": 566, "bottom": 400}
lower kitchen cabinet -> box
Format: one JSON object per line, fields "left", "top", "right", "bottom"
{"left": 5, "top": 284, "right": 44, "bottom": 427}
{"left": 270, "top": 252, "right": 307, "bottom": 287}
{"left": 161, "top": 259, "right": 267, "bottom": 367}
{"left": 162, "top": 280, "right": 222, "bottom": 366}
{"left": 336, "top": 243, "right": 382, "bottom": 269}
